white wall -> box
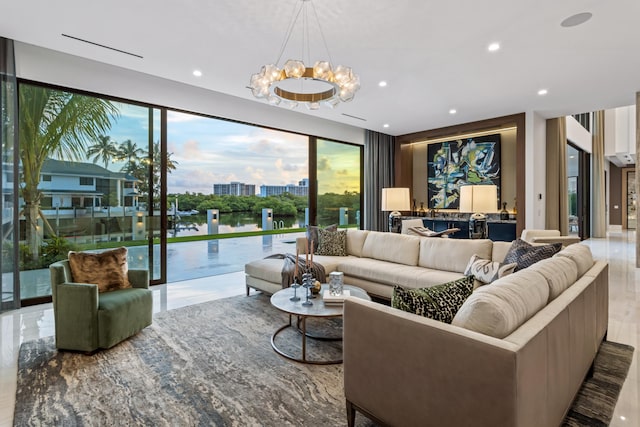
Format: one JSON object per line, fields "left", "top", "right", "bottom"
{"left": 566, "top": 115, "right": 592, "bottom": 153}
{"left": 14, "top": 42, "right": 366, "bottom": 146}
{"left": 525, "top": 111, "right": 546, "bottom": 229}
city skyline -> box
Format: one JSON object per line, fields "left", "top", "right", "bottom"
{"left": 75, "top": 102, "right": 359, "bottom": 195}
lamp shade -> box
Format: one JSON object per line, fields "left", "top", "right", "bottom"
{"left": 459, "top": 185, "right": 498, "bottom": 213}
{"left": 381, "top": 188, "right": 410, "bottom": 212}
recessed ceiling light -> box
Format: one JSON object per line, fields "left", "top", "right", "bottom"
{"left": 383, "top": 124, "right": 389, "bottom": 128}
{"left": 538, "top": 89, "right": 548, "bottom": 96}
{"left": 620, "top": 416, "right": 626, "bottom": 421}
{"left": 449, "top": 109, "right": 457, "bottom": 114}
{"left": 488, "top": 42, "right": 500, "bottom": 52}
{"left": 378, "top": 81, "right": 387, "bottom": 87}
{"left": 561, "top": 12, "right": 592, "bottom": 28}
{"left": 193, "top": 70, "right": 202, "bottom": 77}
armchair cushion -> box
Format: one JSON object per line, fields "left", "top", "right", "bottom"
{"left": 68, "top": 247, "right": 131, "bottom": 292}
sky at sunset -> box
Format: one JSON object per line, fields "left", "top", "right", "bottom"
{"left": 94, "top": 103, "right": 360, "bottom": 195}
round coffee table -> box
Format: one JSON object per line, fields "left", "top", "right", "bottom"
{"left": 270, "top": 284, "right": 370, "bottom": 365}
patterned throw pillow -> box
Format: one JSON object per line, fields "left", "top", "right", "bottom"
{"left": 316, "top": 228, "right": 347, "bottom": 256}
{"left": 68, "top": 247, "right": 131, "bottom": 293}
{"left": 464, "top": 254, "right": 517, "bottom": 287}
{"left": 391, "top": 276, "right": 474, "bottom": 323}
{"left": 306, "top": 224, "right": 338, "bottom": 252}
{"left": 503, "top": 239, "right": 562, "bottom": 271}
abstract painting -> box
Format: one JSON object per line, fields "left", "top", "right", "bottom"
{"left": 427, "top": 134, "right": 501, "bottom": 209}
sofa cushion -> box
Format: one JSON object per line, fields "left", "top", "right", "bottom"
{"left": 338, "top": 257, "right": 464, "bottom": 289}
{"left": 306, "top": 224, "right": 337, "bottom": 252}
{"left": 346, "top": 229, "right": 369, "bottom": 257}
{"left": 554, "top": 243, "right": 594, "bottom": 277}
{"left": 491, "top": 241, "right": 512, "bottom": 263}
{"left": 452, "top": 269, "right": 549, "bottom": 338}
{"left": 419, "top": 238, "right": 493, "bottom": 273}
{"left": 463, "top": 254, "right": 517, "bottom": 287}
{"left": 316, "top": 228, "right": 347, "bottom": 256}
{"left": 502, "top": 239, "right": 562, "bottom": 271}
{"left": 527, "top": 256, "right": 578, "bottom": 301}
{"left": 391, "top": 276, "right": 474, "bottom": 323}
{"left": 68, "top": 247, "right": 131, "bottom": 293}
{"left": 361, "top": 231, "right": 420, "bottom": 266}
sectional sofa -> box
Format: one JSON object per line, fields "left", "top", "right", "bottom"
{"left": 245, "top": 229, "right": 511, "bottom": 299}
{"left": 245, "top": 229, "right": 608, "bottom": 427}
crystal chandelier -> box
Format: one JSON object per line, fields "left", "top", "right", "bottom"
{"left": 248, "top": 0, "right": 360, "bottom": 110}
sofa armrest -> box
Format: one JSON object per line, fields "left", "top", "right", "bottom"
{"left": 530, "top": 236, "right": 580, "bottom": 246}
{"left": 343, "top": 297, "right": 520, "bottom": 427}
{"left": 128, "top": 269, "right": 150, "bottom": 289}
{"left": 54, "top": 282, "right": 99, "bottom": 351}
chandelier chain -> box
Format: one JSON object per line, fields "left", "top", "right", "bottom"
{"left": 309, "top": 0, "right": 333, "bottom": 66}
{"left": 275, "top": 1, "right": 304, "bottom": 66}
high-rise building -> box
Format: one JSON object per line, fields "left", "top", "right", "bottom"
{"left": 212, "top": 182, "right": 256, "bottom": 196}
{"left": 259, "top": 180, "right": 309, "bottom": 197}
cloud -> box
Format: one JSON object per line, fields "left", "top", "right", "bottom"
{"left": 336, "top": 169, "right": 349, "bottom": 176}
{"left": 317, "top": 156, "right": 331, "bottom": 171}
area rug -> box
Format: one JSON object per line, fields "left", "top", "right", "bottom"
{"left": 14, "top": 294, "right": 634, "bottom": 426}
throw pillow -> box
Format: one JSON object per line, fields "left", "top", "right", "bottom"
{"left": 316, "top": 228, "right": 347, "bottom": 256}
{"left": 391, "top": 276, "right": 474, "bottom": 323}
{"left": 306, "top": 224, "right": 338, "bottom": 252}
{"left": 68, "top": 247, "right": 131, "bottom": 293}
{"left": 463, "top": 254, "right": 517, "bottom": 287}
{"left": 502, "top": 239, "right": 562, "bottom": 271}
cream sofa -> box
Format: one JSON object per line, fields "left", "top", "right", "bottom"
{"left": 244, "top": 229, "right": 512, "bottom": 299}
{"left": 343, "top": 242, "right": 608, "bottom": 427}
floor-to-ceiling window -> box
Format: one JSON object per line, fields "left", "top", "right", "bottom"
{"left": 16, "top": 82, "right": 160, "bottom": 303}
{"left": 8, "top": 80, "right": 363, "bottom": 304}
{"left": 164, "top": 110, "right": 310, "bottom": 282}
{"left": 316, "top": 138, "right": 362, "bottom": 227}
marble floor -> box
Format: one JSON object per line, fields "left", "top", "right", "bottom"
{"left": 0, "top": 232, "right": 639, "bottom": 426}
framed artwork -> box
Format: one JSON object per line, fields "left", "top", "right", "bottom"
{"left": 427, "top": 134, "right": 501, "bottom": 209}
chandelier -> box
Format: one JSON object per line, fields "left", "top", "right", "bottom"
{"left": 248, "top": 0, "right": 360, "bottom": 110}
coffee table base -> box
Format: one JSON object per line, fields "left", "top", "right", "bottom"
{"left": 271, "top": 314, "right": 342, "bottom": 365}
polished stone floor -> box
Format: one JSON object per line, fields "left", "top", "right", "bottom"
{"left": 0, "top": 231, "right": 638, "bottom": 427}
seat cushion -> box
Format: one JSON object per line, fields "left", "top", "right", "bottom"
{"left": 391, "top": 276, "right": 474, "bottom": 323}
{"left": 98, "top": 288, "right": 152, "bottom": 348}
{"left": 338, "top": 257, "right": 464, "bottom": 289}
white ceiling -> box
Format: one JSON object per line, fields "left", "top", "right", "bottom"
{"left": 2, "top": 0, "right": 640, "bottom": 136}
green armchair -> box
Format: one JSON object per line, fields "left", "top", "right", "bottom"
{"left": 49, "top": 259, "right": 153, "bottom": 352}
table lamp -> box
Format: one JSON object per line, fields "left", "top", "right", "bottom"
{"left": 459, "top": 185, "right": 498, "bottom": 239}
{"left": 381, "top": 188, "right": 410, "bottom": 233}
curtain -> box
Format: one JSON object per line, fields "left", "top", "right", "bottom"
{"left": 545, "top": 117, "right": 569, "bottom": 235}
{"left": 364, "top": 130, "right": 396, "bottom": 231}
{"left": 636, "top": 92, "right": 640, "bottom": 268}
{"left": 592, "top": 111, "right": 606, "bottom": 237}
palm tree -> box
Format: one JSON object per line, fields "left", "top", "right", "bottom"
{"left": 19, "top": 85, "right": 118, "bottom": 260}
{"left": 118, "top": 139, "right": 143, "bottom": 164}
{"left": 87, "top": 135, "right": 118, "bottom": 168}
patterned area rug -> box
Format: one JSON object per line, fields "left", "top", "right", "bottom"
{"left": 14, "top": 294, "right": 634, "bottom": 426}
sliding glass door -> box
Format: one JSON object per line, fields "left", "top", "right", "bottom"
{"left": 16, "top": 82, "right": 161, "bottom": 303}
